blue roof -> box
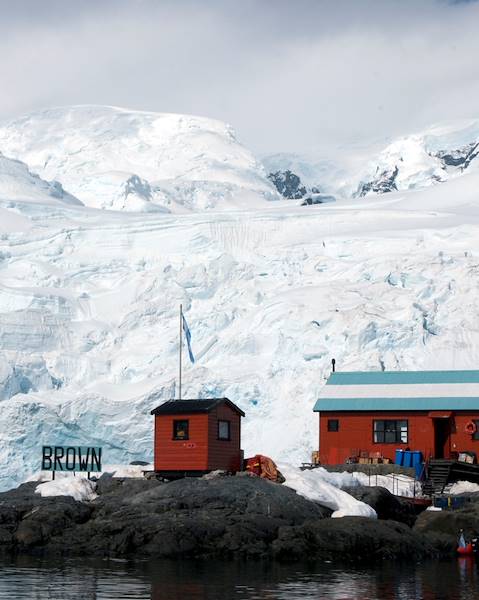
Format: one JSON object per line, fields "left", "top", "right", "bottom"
{"left": 314, "top": 397, "right": 479, "bottom": 412}
{"left": 314, "top": 370, "right": 479, "bottom": 412}
{"left": 326, "top": 370, "right": 479, "bottom": 385}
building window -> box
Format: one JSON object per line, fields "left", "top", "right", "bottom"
{"left": 218, "top": 420, "right": 231, "bottom": 440}
{"left": 328, "top": 419, "right": 339, "bottom": 432}
{"left": 473, "top": 421, "right": 479, "bottom": 441}
{"left": 173, "top": 419, "right": 189, "bottom": 440}
{"left": 373, "top": 420, "right": 408, "bottom": 444}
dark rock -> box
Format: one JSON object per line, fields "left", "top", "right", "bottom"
{"left": 0, "top": 476, "right": 330, "bottom": 559}
{"left": 94, "top": 473, "right": 160, "bottom": 499}
{"left": 301, "top": 194, "right": 335, "bottom": 206}
{"left": 267, "top": 170, "right": 308, "bottom": 199}
{"left": 356, "top": 165, "right": 399, "bottom": 197}
{"left": 0, "top": 482, "right": 92, "bottom": 553}
{"left": 412, "top": 494, "right": 479, "bottom": 556}
{"left": 124, "top": 174, "right": 152, "bottom": 201}
{"left": 435, "top": 142, "right": 479, "bottom": 171}
{"left": 0, "top": 476, "right": 456, "bottom": 562}
{"left": 414, "top": 501, "right": 479, "bottom": 540}
{"left": 273, "top": 517, "right": 437, "bottom": 562}
{"left": 80, "top": 477, "right": 331, "bottom": 559}
{"left": 343, "top": 486, "right": 416, "bottom": 526}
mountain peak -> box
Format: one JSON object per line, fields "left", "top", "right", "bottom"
{"left": 0, "top": 105, "right": 277, "bottom": 212}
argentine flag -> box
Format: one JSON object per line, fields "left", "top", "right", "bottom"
{"left": 182, "top": 314, "right": 195, "bottom": 364}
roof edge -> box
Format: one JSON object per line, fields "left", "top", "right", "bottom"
{"left": 150, "top": 397, "right": 245, "bottom": 417}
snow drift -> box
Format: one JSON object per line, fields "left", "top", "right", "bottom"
{"left": 35, "top": 477, "right": 97, "bottom": 502}
{"left": 280, "top": 464, "right": 377, "bottom": 518}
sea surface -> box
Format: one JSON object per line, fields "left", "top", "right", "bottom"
{"left": 1, "top": 556, "right": 479, "bottom": 599}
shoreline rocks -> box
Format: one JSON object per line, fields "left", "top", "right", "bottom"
{"left": 0, "top": 476, "right": 458, "bottom": 561}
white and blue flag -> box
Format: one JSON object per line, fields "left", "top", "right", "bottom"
{"left": 182, "top": 314, "right": 195, "bottom": 364}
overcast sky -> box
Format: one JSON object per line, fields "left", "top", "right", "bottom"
{"left": 1, "top": 0, "right": 479, "bottom": 156}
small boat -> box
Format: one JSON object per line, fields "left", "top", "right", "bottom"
{"left": 457, "top": 543, "right": 474, "bottom": 555}
{"left": 457, "top": 531, "right": 474, "bottom": 555}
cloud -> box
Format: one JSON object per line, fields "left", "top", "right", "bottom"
{"left": 0, "top": 0, "right": 478, "bottom": 156}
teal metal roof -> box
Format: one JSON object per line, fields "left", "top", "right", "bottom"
{"left": 314, "top": 397, "right": 479, "bottom": 412}
{"left": 314, "top": 370, "right": 479, "bottom": 412}
{"left": 325, "top": 370, "right": 479, "bottom": 385}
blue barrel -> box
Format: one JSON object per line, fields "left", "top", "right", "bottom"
{"left": 433, "top": 495, "right": 448, "bottom": 509}
{"left": 411, "top": 451, "right": 423, "bottom": 479}
{"left": 452, "top": 496, "right": 469, "bottom": 510}
{"left": 403, "top": 451, "right": 413, "bottom": 467}
{"left": 395, "top": 449, "right": 404, "bottom": 466}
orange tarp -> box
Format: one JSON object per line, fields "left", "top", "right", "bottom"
{"left": 245, "top": 454, "right": 278, "bottom": 481}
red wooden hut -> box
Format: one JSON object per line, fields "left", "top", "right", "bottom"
{"left": 151, "top": 397, "right": 245, "bottom": 476}
{"left": 314, "top": 370, "right": 479, "bottom": 465}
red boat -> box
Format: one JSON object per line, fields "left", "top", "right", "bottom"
{"left": 457, "top": 543, "right": 474, "bottom": 555}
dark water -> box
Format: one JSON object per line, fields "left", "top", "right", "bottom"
{"left": 1, "top": 556, "right": 479, "bottom": 599}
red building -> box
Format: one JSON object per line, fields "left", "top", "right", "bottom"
{"left": 151, "top": 397, "right": 245, "bottom": 476}
{"left": 314, "top": 370, "right": 479, "bottom": 464}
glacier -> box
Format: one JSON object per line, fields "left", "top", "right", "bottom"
{"left": 1, "top": 106, "right": 479, "bottom": 491}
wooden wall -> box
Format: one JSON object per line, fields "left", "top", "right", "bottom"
{"left": 319, "top": 410, "right": 479, "bottom": 464}
{"left": 153, "top": 403, "right": 242, "bottom": 472}
{"left": 207, "top": 403, "right": 242, "bottom": 472}
{"left": 154, "top": 413, "right": 209, "bottom": 471}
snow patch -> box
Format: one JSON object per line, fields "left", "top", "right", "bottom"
{"left": 279, "top": 464, "right": 377, "bottom": 518}
{"left": 449, "top": 481, "right": 479, "bottom": 495}
{"left": 35, "top": 477, "right": 97, "bottom": 502}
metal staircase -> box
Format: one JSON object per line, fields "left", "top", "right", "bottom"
{"left": 424, "top": 459, "right": 453, "bottom": 494}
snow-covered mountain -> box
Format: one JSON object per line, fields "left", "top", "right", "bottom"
{"left": 263, "top": 120, "right": 479, "bottom": 201}
{"left": 1, "top": 108, "right": 479, "bottom": 491}
{"left": 262, "top": 152, "right": 345, "bottom": 199}
{"left": 0, "top": 105, "right": 279, "bottom": 212}
{"left": 0, "top": 152, "right": 82, "bottom": 234}
{"left": 0, "top": 152, "right": 82, "bottom": 208}
{"left": 354, "top": 120, "right": 479, "bottom": 197}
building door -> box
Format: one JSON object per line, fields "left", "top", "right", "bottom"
{"left": 433, "top": 418, "right": 450, "bottom": 459}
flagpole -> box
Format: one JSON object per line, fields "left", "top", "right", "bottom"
{"left": 179, "top": 304, "right": 183, "bottom": 400}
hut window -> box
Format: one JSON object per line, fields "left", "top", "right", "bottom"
{"left": 328, "top": 419, "right": 339, "bottom": 432}
{"left": 173, "top": 420, "right": 189, "bottom": 440}
{"left": 373, "top": 420, "right": 408, "bottom": 444}
{"left": 218, "top": 420, "right": 231, "bottom": 440}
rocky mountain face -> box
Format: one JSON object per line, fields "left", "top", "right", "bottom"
{"left": 267, "top": 169, "right": 309, "bottom": 199}
{"left": 264, "top": 121, "right": 479, "bottom": 201}
{"left": 354, "top": 120, "right": 479, "bottom": 198}
{"left": 356, "top": 166, "right": 399, "bottom": 197}
{"left": 435, "top": 141, "right": 479, "bottom": 170}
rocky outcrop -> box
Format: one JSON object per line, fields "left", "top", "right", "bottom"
{"left": 273, "top": 517, "right": 436, "bottom": 562}
{"left": 0, "top": 477, "right": 456, "bottom": 561}
{"left": 267, "top": 170, "right": 308, "bottom": 199}
{"left": 356, "top": 165, "right": 399, "bottom": 197}
{"left": 414, "top": 494, "right": 479, "bottom": 540}
{"left": 0, "top": 476, "right": 330, "bottom": 559}
{"left": 435, "top": 142, "right": 479, "bottom": 171}
{"left": 343, "top": 486, "right": 416, "bottom": 527}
